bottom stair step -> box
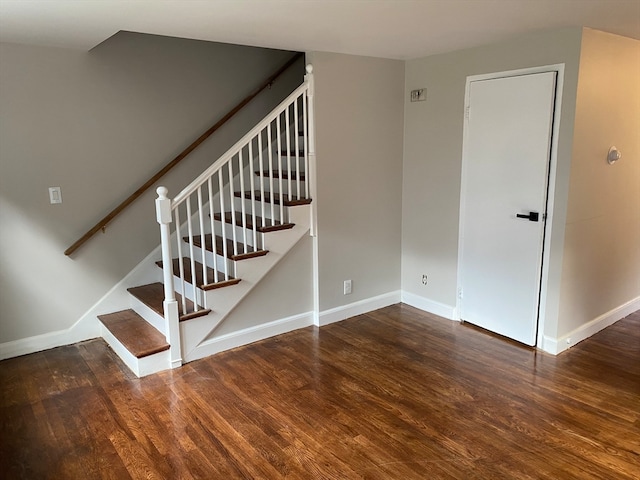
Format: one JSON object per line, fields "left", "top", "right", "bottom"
{"left": 98, "top": 309, "right": 169, "bottom": 358}
{"left": 128, "top": 282, "right": 211, "bottom": 322}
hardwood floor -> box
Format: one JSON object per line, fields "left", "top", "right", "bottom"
{"left": 1, "top": 305, "right": 638, "bottom": 479}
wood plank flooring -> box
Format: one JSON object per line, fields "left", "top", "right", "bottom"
{"left": 1, "top": 305, "right": 638, "bottom": 479}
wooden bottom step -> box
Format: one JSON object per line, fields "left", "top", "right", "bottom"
{"left": 127, "top": 283, "right": 211, "bottom": 322}
{"left": 98, "top": 309, "right": 169, "bottom": 358}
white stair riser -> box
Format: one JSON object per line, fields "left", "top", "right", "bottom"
{"left": 130, "top": 295, "right": 166, "bottom": 335}
{"left": 232, "top": 197, "right": 291, "bottom": 223}
{"left": 179, "top": 210, "right": 290, "bottom": 245}
{"left": 180, "top": 242, "right": 235, "bottom": 277}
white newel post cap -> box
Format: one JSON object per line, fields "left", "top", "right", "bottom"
{"left": 306, "top": 64, "right": 313, "bottom": 74}
{"left": 157, "top": 186, "right": 169, "bottom": 199}
{"left": 156, "top": 186, "right": 172, "bottom": 224}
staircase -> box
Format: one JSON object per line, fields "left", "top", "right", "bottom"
{"left": 96, "top": 65, "right": 316, "bottom": 377}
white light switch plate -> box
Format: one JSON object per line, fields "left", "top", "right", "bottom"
{"left": 49, "top": 186, "right": 62, "bottom": 204}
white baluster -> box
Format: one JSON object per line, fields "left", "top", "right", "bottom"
{"left": 249, "top": 139, "right": 257, "bottom": 249}
{"left": 258, "top": 131, "right": 266, "bottom": 234}
{"left": 186, "top": 196, "right": 198, "bottom": 312}
{"left": 285, "top": 106, "right": 292, "bottom": 201}
{"left": 228, "top": 160, "right": 238, "bottom": 256}
{"left": 197, "top": 186, "right": 206, "bottom": 293}
{"left": 294, "top": 95, "right": 300, "bottom": 199}
{"left": 267, "top": 123, "right": 275, "bottom": 226}
{"left": 239, "top": 148, "right": 248, "bottom": 248}
{"left": 174, "top": 208, "right": 187, "bottom": 314}
{"left": 276, "top": 113, "right": 285, "bottom": 224}
{"left": 207, "top": 177, "right": 218, "bottom": 283}
{"left": 218, "top": 171, "right": 228, "bottom": 278}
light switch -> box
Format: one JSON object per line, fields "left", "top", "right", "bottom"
{"left": 49, "top": 187, "right": 62, "bottom": 204}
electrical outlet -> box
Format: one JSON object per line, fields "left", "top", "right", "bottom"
{"left": 343, "top": 279, "right": 352, "bottom": 295}
{"left": 422, "top": 274, "right": 428, "bottom": 285}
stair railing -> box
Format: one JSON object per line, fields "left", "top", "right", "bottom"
{"left": 156, "top": 65, "right": 316, "bottom": 367}
{"left": 65, "top": 52, "right": 304, "bottom": 257}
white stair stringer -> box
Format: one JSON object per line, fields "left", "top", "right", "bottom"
{"left": 180, "top": 204, "right": 311, "bottom": 363}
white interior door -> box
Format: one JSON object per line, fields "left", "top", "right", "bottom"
{"left": 459, "top": 72, "right": 557, "bottom": 346}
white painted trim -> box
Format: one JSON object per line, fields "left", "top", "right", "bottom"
{"left": 541, "top": 296, "right": 640, "bottom": 355}
{"left": 0, "top": 323, "right": 99, "bottom": 361}
{"left": 401, "top": 291, "right": 457, "bottom": 320}
{"left": 456, "top": 63, "right": 566, "bottom": 347}
{"left": 312, "top": 235, "right": 320, "bottom": 326}
{"left": 318, "top": 291, "right": 401, "bottom": 327}
{"left": 130, "top": 295, "right": 166, "bottom": 335}
{"left": 184, "top": 311, "right": 314, "bottom": 362}
{"left": 101, "top": 324, "right": 170, "bottom": 377}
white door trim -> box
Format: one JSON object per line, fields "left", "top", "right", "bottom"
{"left": 455, "top": 64, "right": 565, "bottom": 348}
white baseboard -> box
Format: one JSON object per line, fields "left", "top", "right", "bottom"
{"left": 401, "top": 291, "right": 457, "bottom": 320}
{"left": 184, "top": 311, "right": 314, "bottom": 363}
{"left": 542, "top": 296, "right": 640, "bottom": 355}
{"left": 0, "top": 320, "right": 100, "bottom": 361}
{"left": 317, "top": 290, "right": 401, "bottom": 327}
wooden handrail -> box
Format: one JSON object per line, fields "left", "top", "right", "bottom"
{"left": 64, "top": 52, "right": 304, "bottom": 256}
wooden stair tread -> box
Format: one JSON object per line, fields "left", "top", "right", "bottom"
{"left": 280, "top": 150, "right": 305, "bottom": 156}
{"left": 234, "top": 191, "right": 312, "bottom": 206}
{"left": 255, "top": 170, "right": 306, "bottom": 181}
{"left": 127, "top": 283, "right": 211, "bottom": 322}
{"left": 186, "top": 234, "right": 268, "bottom": 260}
{"left": 213, "top": 212, "right": 295, "bottom": 233}
{"left": 98, "top": 309, "right": 169, "bottom": 358}
{"left": 156, "top": 258, "right": 240, "bottom": 289}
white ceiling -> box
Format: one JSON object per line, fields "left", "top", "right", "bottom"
{"left": 0, "top": 0, "right": 639, "bottom": 59}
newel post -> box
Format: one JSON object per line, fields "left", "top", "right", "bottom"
{"left": 305, "top": 64, "right": 318, "bottom": 237}
{"left": 155, "top": 186, "right": 182, "bottom": 368}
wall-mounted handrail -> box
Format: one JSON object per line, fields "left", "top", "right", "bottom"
{"left": 64, "top": 52, "right": 304, "bottom": 256}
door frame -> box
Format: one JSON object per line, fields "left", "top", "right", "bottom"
{"left": 455, "top": 64, "right": 565, "bottom": 348}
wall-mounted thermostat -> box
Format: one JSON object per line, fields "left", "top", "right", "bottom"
{"left": 410, "top": 88, "right": 426, "bottom": 102}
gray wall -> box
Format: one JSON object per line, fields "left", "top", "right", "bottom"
{"left": 402, "top": 28, "right": 584, "bottom": 338}
{"left": 0, "top": 32, "right": 303, "bottom": 343}
{"left": 308, "top": 52, "right": 405, "bottom": 312}
{"left": 558, "top": 29, "right": 640, "bottom": 337}
{"left": 211, "top": 236, "right": 313, "bottom": 337}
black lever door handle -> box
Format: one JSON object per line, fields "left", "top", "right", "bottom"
{"left": 516, "top": 211, "right": 540, "bottom": 222}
